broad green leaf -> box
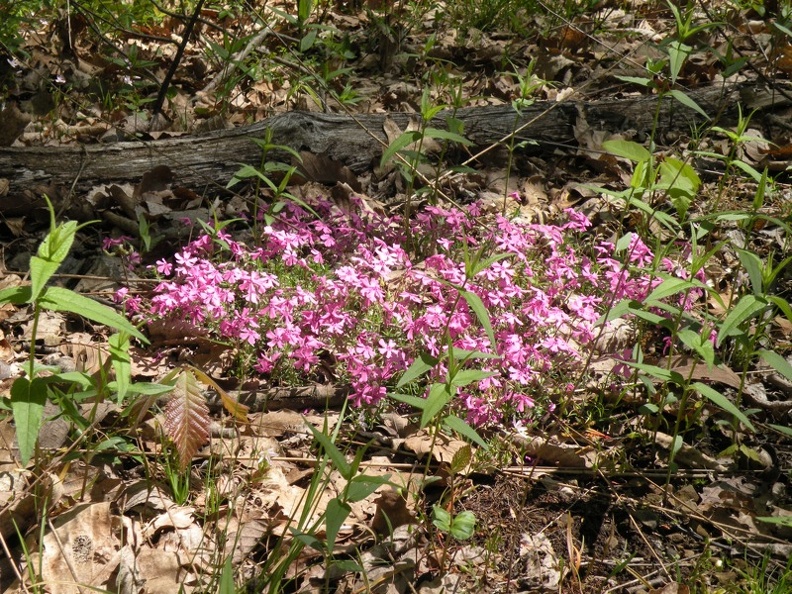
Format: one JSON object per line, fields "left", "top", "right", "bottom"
{"left": 347, "top": 474, "right": 393, "bottom": 503}
{"left": 768, "top": 424, "right": 792, "bottom": 438}
{"left": 389, "top": 392, "right": 428, "bottom": 410}
{"left": 460, "top": 289, "right": 496, "bottom": 349}
{"left": 668, "top": 89, "right": 710, "bottom": 119}
{"left": 324, "top": 498, "right": 351, "bottom": 551}
{"left": 736, "top": 249, "right": 764, "bottom": 296}
{"left": 644, "top": 278, "right": 696, "bottom": 304}
{"left": 716, "top": 294, "right": 767, "bottom": 347}
{"left": 757, "top": 349, "right": 792, "bottom": 382}
{"left": 432, "top": 505, "right": 452, "bottom": 532}
{"left": 29, "top": 221, "right": 78, "bottom": 302}
{"left": 39, "top": 287, "right": 148, "bottom": 343}
{"left": 0, "top": 285, "right": 30, "bottom": 305}
{"left": 614, "top": 75, "right": 653, "bottom": 87}
{"left": 397, "top": 352, "right": 439, "bottom": 388}
{"left": 109, "top": 333, "right": 130, "bottom": 403}
{"left": 421, "top": 383, "right": 454, "bottom": 429}
{"left": 449, "top": 348, "right": 500, "bottom": 361}
{"left": 300, "top": 28, "right": 317, "bottom": 52}
{"left": 423, "top": 127, "right": 472, "bottom": 146}
{"left": 450, "top": 510, "right": 476, "bottom": 540}
{"left": 449, "top": 369, "right": 496, "bottom": 388}
{"left": 308, "top": 424, "right": 351, "bottom": 478}
{"left": 380, "top": 131, "right": 421, "bottom": 168}
{"left": 11, "top": 377, "right": 48, "bottom": 465}
{"left": 769, "top": 296, "right": 792, "bottom": 326}
{"left": 602, "top": 139, "right": 651, "bottom": 163}
{"left": 692, "top": 381, "right": 756, "bottom": 432}
{"left": 626, "top": 361, "right": 685, "bottom": 384}
{"left": 218, "top": 556, "right": 235, "bottom": 594}
{"left": 443, "top": 414, "right": 489, "bottom": 450}
{"left": 667, "top": 40, "right": 691, "bottom": 83}
{"left": 757, "top": 516, "right": 792, "bottom": 527}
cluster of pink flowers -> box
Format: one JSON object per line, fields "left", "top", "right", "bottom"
{"left": 126, "top": 196, "right": 700, "bottom": 426}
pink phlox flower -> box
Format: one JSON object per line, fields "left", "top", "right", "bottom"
{"left": 155, "top": 259, "right": 173, "bottom": 276}
{"left": 561, "top": 208, "right": 592, "bottom": 231}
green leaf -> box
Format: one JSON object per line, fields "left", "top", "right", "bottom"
{"left": 421, "top": 383, "right": 454, "bottom": 429}
{"left": 0, "top": 286, "right": 32, "bottom": 305}
{"left": 397, "top": 352, "right": 439, "bottom": 388}
{"left": 716, "top": 294, "right": 767, "bottom": 347}
{"left": 324, "top": 498, "right": 351, "bottom": 551}
{"left": 668, "top": 89, "right": 710, "bottom": 120}
{"left": 450, "top": 510, "right": 476, "bottom": 540}
{"left": 768, "top": 424, "right": 792, "bottom": 438}
{"left": 109, "top": 333, "right": 131, "bottom": 403}
{"left": 39, "top": 287, "right": 148, "bottom": 344}
{"left": 602, "top": 139, "right": 651, "bottom": 163}
{"left": 29, "top": 221, "right": 78, "bottom": 302}
{"left": 736, "top": 249, "right": 764, "bottom": 296}
{"left": 423, "top": 127, "right": 472, "bottom": 146}
{"left": 347, "top": 474, "right": 393, "bottom": 503}
{"left": 626, "top": 361, "right": 685, "bottom": 384}
{"left": 757, "top": 349, "right": 792, "bottom": 382}
{"left": 380, "top": 131, "right": 421, "bottom": 169}
{"left": 308, "top": 424, "right": 351, "bottom": 478}
{"left": 450, "top": 444, "right": 472, "bottom": 475}
{"left": 460, "top": 289, "right": 496, "bottom": 349}
{"left": 432, "top": 505, "right": 452, "bottom": 532}
{"left": 218, "top": 556, "right": 235, "bottom": 594}
{"left": 449, "top": 369, "right": 496, "bottom": 388}
{"left": 692, "top": 381, "right": 756, "bottom": 432}
{"left": 11, "top": 377, "right": 48, "bottom": 465}
{"left": 443, "top": 415, "right": 489, "bottom": 450}
{"left": 644, "top": 278, "right": 696, "bottom": 304}
{"left": 300, "top": 28, "right": 317, "bottom": 52}
{"left": 389, "top": 392, "right": 428, "bottom": 410}
{"left": 615, "top": 75, "right": 653, "bottom": 87}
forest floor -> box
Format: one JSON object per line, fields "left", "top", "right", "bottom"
{"left": 2, "top": 1, "right": 792, "bottom": 593}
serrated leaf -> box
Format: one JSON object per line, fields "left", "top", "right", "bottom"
{"left": 39, "top": 287, "right": 148, "bottom": 343}
{"left": 692, "top": 381, "right": 756, "bottom": 432}
{"left": 11, "top": 377, "right": 48, "bottom": 466}
{"left": 450, "top": 444, "right": 471, "bottom": 474}
{"left": 163, "top": 370, "right": 211, "bottom": 469}
{"left": 190, "top": 366, "right": 249, "bottom": 421}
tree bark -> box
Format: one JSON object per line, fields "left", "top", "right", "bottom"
{"left": 0, "top": 81, "right": 789, "bottom": 214}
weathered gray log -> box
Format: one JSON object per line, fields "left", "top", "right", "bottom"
{"left": 0, "top": 81, "right": 789, "bottom": 213}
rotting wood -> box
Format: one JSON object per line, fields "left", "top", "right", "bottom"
{"left": 1, "top": 81, "right": 790, "bottom": 214}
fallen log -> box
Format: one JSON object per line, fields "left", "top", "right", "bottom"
{"left": 0, "top": 80, "right": 789, "bottom": 213}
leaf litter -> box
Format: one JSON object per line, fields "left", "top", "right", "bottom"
{"left": 3, "top": 0, "right": 792, "bottom": 593}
